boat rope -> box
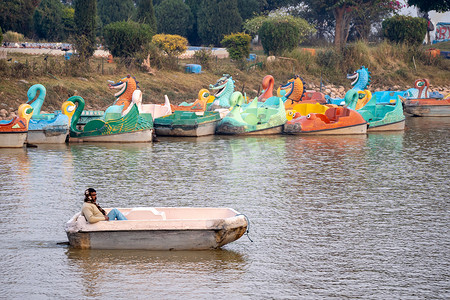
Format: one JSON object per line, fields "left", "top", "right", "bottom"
{"left": 235, "top": 213, "right": 253, "bottom": 242}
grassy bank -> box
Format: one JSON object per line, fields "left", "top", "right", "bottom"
{"left": 0, "top": 41, "right": 449, "bottom": 115}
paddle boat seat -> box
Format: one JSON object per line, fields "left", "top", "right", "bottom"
{"left": 124, "top": 208, "right": 167, "bottom": 220}
{"left": 324, "top": 107, "right": 350, "bottom": 122}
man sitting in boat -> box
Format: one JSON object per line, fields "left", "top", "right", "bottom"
{"left": 82, "top": 188, "right": 127, "bottom": 223}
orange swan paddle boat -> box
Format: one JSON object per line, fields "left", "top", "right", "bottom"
{"left": 283, "top": 103, "right": 367, "bottom": 135}
{"left": 0, "top": 104, "right": 34, "bottom": 147}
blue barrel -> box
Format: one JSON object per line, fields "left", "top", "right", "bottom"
{"left": 185, "top": 64, "right": 202, "bottom": 73}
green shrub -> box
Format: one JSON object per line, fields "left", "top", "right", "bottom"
{"left": 3, "top": 31, "right": 24, "bottom": 42}
{"left": 382, "top": 15, "right": 427, "bottom": 45}
{"left": 221, "top": 32, "right": 251, "bottom": 60}
{"left": 316, "top": 48, "right": 341, "bottom": 70}
{"left": 103, "top": 21, "right": 154, "bottom": 57}
{"left": 193, "top": 48, "right": 213, "bottom": 69}
{"left": 341, "top": 41, "right": 372, "bottom": 72}
{"left": 0, "top": 27, "right": 2, "bottom": 45}
{"left": 259, "top": 16, "right": 314, "bottom": 56}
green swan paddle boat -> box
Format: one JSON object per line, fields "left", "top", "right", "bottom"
{"left": 345, "top": 90, "right": 405, "bottom": 131}
{"left": 68, "top": 96, "right": 154, "bottom": 142}
{"left": 216, "top": 92, "right": 287, "bottom": 135}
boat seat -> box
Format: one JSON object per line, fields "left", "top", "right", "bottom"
{"left": 124, "top": 207, "right": 167, "bottom": 220}
{"left": 242, "top": 113, "right": 258, "bottom": 125}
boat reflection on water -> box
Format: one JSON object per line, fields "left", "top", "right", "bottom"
{"left": 65, "top": 248, "right": 246, "bottom": 297}
{"left": 367, "top": 131, "right": 404, "bottom": 153}
{"left": 157, "top": 135, "right": 216, "bottom": 143}
{"left": 284, "top": 134, "right": 368, "bottom": 160}
{"left": 406, "top": 116, "right": 450, "bottom": 130}
{"left": 0, "top": 147, "right": 30, "bottom": 188}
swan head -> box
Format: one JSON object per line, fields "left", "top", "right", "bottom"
{"left": 17, "top": 103, "right": 34, "bottom": 124}
{"left": 198, "top": 88, "right": 211, "bottom": 102}
{"left": 26, "top": 84, "right": 46, "bottom": 104}
{"left": 61, "top": 100, "right": 76, "bottom": 122}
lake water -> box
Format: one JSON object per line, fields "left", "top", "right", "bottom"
{"left": 0, "top": 117, "right": 448, "bottom": 299}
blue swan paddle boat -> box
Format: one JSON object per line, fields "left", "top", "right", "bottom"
{"left": 26, "top": 84, "right": 75, "bottom": 144}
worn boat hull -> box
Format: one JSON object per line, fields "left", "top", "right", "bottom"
{"left": 65, "top": 207, "right": 248, "bottom": 250}
{"left": 367, "top": 119, "right": 405, "bottom": 132}
{"left": 155, "top": 120, "right": 219, "bottom": 137}
{"left": 216, "top": 123, "right": 283, "bottom": 135}
{"left": 27, "top": 128, "right": 69, "bottom": 144}
{"left": 67, "top": 227, "right": 246, "bottom": 250}
{"left": 0, "top": 132, "right": 27, "bottom": 147}
{"left": 72, "top": 129, "right": 153, "bottom": 143}
{"left": 403, "top": 101, "right": 450, "bottom": 117}
{"left": 284, "top": 123, "right": 367, "bottom": 135}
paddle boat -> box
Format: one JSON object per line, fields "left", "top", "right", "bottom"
{"left": 0, "top": 104, "right": 33, "bottom": 147}
{"left": 401, "top": 79, "right": 450, "bottom": 117}
{"left": 169, "top": 89, "right": 212, "bottom": 113}
{"left": 345, "top": 90, "right": 405, "bottom": 131}
{"left": 284, "top": 102, "right": 367, "bottom": 135}
{"left": 154, "top": 110, "right": 221, "bottom": 137}
{"left": 68, "top": 96, "right": 154, "bottom": 142}
{"left": 277, "top": 75, "right": 327, "bottom": 109}
{"left": 216, "top": 91, "right": 287, "bottom": 135}
{"left": 65, "top": 207, "right": 248, "bottom": 250}
{"left": 25, "top": 84, "right": 74, "bottom": 144}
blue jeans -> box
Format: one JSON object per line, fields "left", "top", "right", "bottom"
{"left": 107, "top": 208, "right": 127, "bottom": 221}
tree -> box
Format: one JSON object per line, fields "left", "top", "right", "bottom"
{"left": 185, "top": 0, "right": 202, "bottom": 44}
{"left": 61, "top": 7, "right": 76, "bottom": 40}
{"left": 0, "top": 0, "right": 39, "bottom": 36}
{"left": 237, "top": 0, "right": 264, "bottom": 21}
{"left": 407, "top": 0, "right": 450, "bottom": 13}
{"left": 33, "top": 0, "right": 63, "bottom": 41}
{"left": 74, "top": 0, "right": 96, "bottom": 59}
{"left": 155, "top": 0, "right": 193, "bottom": 37}
{"left": 103, "top": 21, "right": 153, "bottom": 57}
{"left": 350, "top": 0, "right": 402, "bottom": 41}
{"left": 197, "top": 0, "right": 243, "bottom": 46}
{"left": 98, "top": 0, "right": 135, "bottom": 26}
{"left": 301, "top": 0, "right": 402, "bottom": 49}
{"left": 135, "top": 0, "right": 157, "bottom": 34}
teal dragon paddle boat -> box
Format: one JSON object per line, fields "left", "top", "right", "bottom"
{"left": 154, "top": 111, "right": 221, "bottom": 137}
{"left": 216, "top": 92, "right": 287, "bottom": 135}
{"left": 345, "top": 90, "right": 405, "bottom": 131}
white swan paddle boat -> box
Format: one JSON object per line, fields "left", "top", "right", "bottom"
{"left": 65, "top": 207, "right": 248, "bottom": 250}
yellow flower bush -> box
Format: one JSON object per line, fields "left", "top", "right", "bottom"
{"left": 152, "top": 34, "right": 188, "bottom": 57}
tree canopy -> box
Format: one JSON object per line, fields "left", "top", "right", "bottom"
{"left": 135, "top": 0, "right": 157, "bottom": 34}
{"left": 197, "top": 0, "right": 243, "bottom": 46}
{"left": 155, "top": 0, "right": 193, "bottom": 37}
{"left": 407, "top": 0, "right": 450, "bottom": 13}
